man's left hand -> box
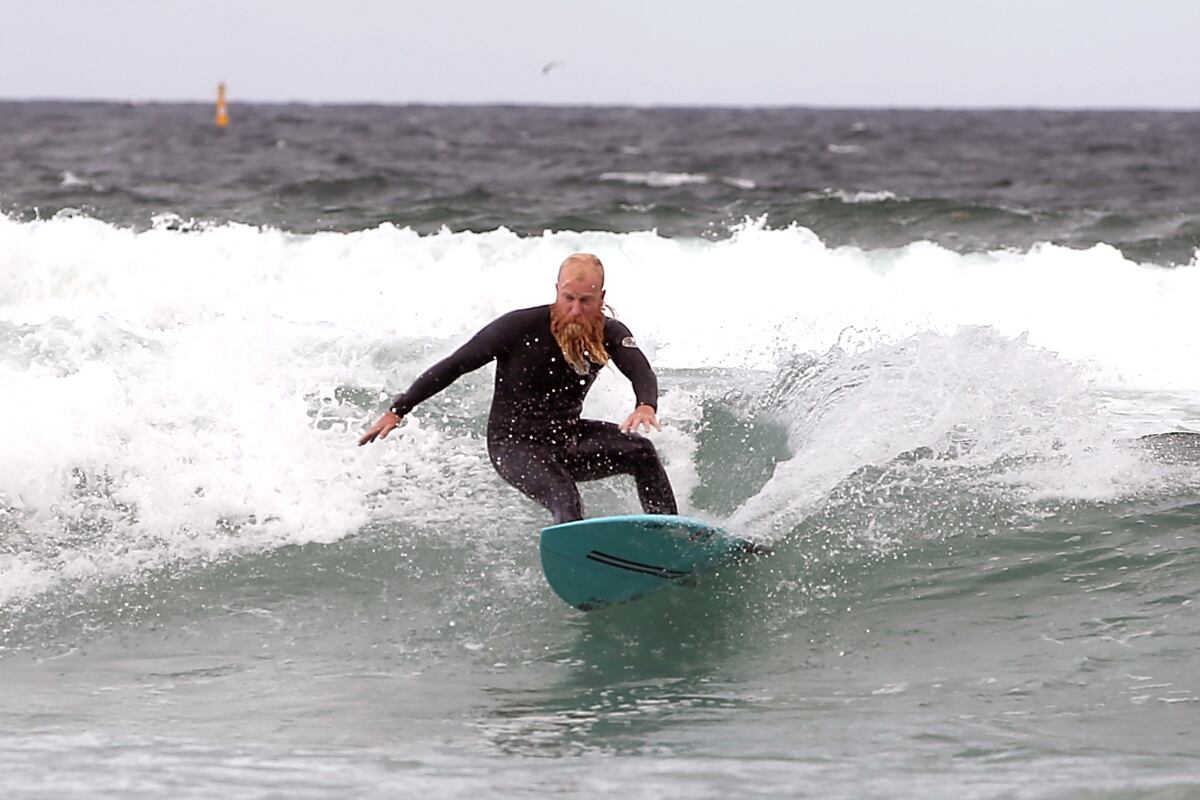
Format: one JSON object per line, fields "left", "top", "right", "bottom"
{"left": 620, "top": 404, "right": 662, "bottom": 435}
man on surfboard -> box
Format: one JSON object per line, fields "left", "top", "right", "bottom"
{"left": 358, "top": 253, "right": 678, "bottom": 524}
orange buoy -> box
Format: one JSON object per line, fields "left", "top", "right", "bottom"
{"left": 215, "top": 82, "right": 229, "bottom": 129}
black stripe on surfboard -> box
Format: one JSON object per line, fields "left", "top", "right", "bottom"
{"left": 586, "top": 550, "right": 691, "bottom": 579}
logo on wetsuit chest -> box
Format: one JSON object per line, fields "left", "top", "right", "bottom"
{"left": 621, "top": 336, "right": 638, "bottom": 348}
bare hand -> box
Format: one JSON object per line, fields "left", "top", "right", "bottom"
{"left": 620, "top": 404, "right": 662, "bottom": 435}
{"left": 358, "top": 411, "right": 402, "bottom": 446}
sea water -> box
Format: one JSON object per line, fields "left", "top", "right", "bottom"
{"left": 1, "top": 103, "right": 1198, "bottom": 798}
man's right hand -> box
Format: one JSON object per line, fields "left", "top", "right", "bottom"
{"left": 358, "top": 411, "right": 402, "bottom": 446}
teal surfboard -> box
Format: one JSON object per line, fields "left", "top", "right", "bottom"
{"left": 539, "top": 514, "right": 761, "bottom": 611}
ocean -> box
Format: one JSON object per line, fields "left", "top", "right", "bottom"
{"left": 1, "top": 102, "right": 1198, "bottom": 798}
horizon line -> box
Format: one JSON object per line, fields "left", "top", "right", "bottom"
{"left": 0, "top": 95, "right": 1197, "bottom": 113}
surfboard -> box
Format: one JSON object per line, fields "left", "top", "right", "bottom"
{"left": 539, "top": 514, "right": 764, "bottom": 611}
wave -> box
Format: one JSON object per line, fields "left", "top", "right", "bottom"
{"left": 3, "top": 214, "right": 1197, "bottom": 379}
{"left": 599, "top": 171, "right": 756, "bottom": 190}
{"left": 2, "top": 215, "right": 1199, "bottom": 612}
{"left": 817, "top": 188, "right": 898, "bottom": 204}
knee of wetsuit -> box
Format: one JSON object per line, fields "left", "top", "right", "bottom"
{"left": 629, "top": 434, "right": 660, "bottom": 463}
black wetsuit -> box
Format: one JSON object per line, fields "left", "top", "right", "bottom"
{"left": 388, "top": 305, "right": 678, "bottom": 524}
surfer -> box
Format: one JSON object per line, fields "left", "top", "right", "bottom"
{"left": 358, "top": 253, "right": 678, "bottom": 525}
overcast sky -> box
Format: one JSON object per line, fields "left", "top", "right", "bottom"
{"left": 2, "top": 1, "right": 1196, "bottom": 108}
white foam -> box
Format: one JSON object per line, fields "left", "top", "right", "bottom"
{"left": 824, "top": 188, "right": 898, "bottom": 203}
{"left": 598, "top": 171, "right": 755, "bottom": 190}
{"left": 6, "top": 214, "right": 1196, "bottom": 391}
{"left": 2, "top": 214, "right": 1199, "bottom": 601}
{"left": 58, "top": 171, "right": 93, "bottom": 189}
{"left": 721, "top": 177, "right": 757, "bottom": 190}
{"left": 599, "top": 171, "right": 710, "bottom": 188}
{"left": 729, "top": 328, "right": 1152, "bottom": 537}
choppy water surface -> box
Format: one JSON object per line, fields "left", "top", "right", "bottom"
{"left": 1, "top": 103, "right": 1198, "bottom": 798}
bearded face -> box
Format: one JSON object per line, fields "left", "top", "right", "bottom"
{"left": 550, "top": 302, "right": 609, "bottom": 376}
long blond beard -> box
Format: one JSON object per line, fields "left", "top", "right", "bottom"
{"left": 550, "top": 310, "right": 609, "bottom": 376}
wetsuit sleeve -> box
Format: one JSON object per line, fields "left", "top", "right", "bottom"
{"left": 387, "top": 314, "right": 514, "bottom": 417}
{"left": 606, "top": 320, "right": 659, "bottom": 411}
